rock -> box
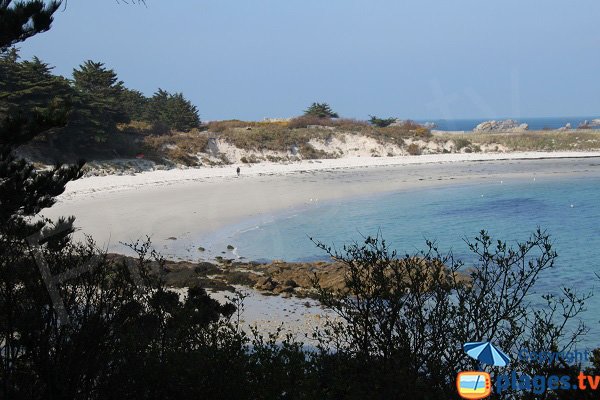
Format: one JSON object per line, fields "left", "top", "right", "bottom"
{"left": 255, "top": 276, "right": 277, "bottom": 291}
{"left": 273, "top": 285, "right": 294, "bottom": 295}
{"left": 226, "top": 245, "right": 235, "bottom": 250}
{"left": 579, "top": 119, "right": 600, "bottom": 129}
{"left": 473, "top": 120, "right": 528, "bottom": 133}
{"left": 284, "top": 279, "right": 298, "bottom": 288}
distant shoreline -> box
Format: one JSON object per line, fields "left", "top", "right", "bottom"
{"left": 42, "top": 151, "right": 600, "bottom": 259}
{"left": 59, "top": 151, "right": 600, "bottom": 201}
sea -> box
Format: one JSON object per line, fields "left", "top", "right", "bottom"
{"left": 418, "top": 116, "right": 599, "bottom": 131}
{"left": 201, "top": 175, "right": 600, "bottom": 348}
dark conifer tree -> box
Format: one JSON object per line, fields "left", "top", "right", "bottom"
{"left": 65, "top": 60, "right": 129, "bottom": 145}
{"left": 120, "top": 88, "right": 149, "bottom": 121}
{"left": 304, "top": 102, "right": 339, "bottom": 118}
{"left": 147, "top": 88, "right": 200, "bottom": 133}
{"left": 0, "top": 2, "right": 83, "bottom": 396}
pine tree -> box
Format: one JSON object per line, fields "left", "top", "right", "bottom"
{"left": 0, "top": 50, "right": 72, "bottom": 116}
{"left": 120, "top": 88, "right": 148, "bottom": 121}
{"left": 64, "top": 60, "right": 129, "bottom": 145}
{"left": 0, "top": 0, "right": 60, "bottom": 48}
{"left": 0, "top": 1, "right": 82, "bottom": 230}
{"left": 1, "top": 3, "right": 83, "bottom": 395}
{"left": 147, "top": 88, "right": 200, "bottom": 133}
{"left": 303, "top": 102, "right": 339, "bottom": 118}
{"left": 164, "top": 92, "right": 200, "bottom": 132}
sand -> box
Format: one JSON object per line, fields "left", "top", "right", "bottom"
{"left": 41, "top": 151, "right": 600, "bottom": 256}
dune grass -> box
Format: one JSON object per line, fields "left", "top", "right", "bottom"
{"left": 437, "top": 130, "right": 600, "bottom": 151}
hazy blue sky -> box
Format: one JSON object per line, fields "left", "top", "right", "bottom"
{"left": 17, "top": 0, "right": 600, "bottom": 121}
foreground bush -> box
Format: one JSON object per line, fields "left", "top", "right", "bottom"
{"left": 2, "top": 224, "right": 593, "bottom": 399}
{"left": 311, "top": 231, "right": 590, "bottom": 399}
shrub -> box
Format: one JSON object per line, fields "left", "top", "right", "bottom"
{"left": 453, "top": 138, "right": 471, "bottom": 151}
{"left": 288, "top": 116, "right": 368, "bottom": 130}
{"left": 311, "top": 230, "right": 588, "bottom": 398}
{"left": 369, "top": 115, "right": 397, "bottom": 128}
{"left": 143, "top": 130, "right": 209, "bottom": 164}
{"left": 407, "top": 143, "right": 421, "bottom": 155}
{"left": 288, "top": 115, "right": 335, "bottom": 129}
{"left": 300, "top": 143, "right": 335, "bottom": 159}
{"left": 208, "top": 119, "right": 257, "bottom": 133}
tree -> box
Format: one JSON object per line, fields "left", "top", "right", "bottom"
{"left": 120, "top": 88, "right": 148, "bottom": 121}
{"left": 0, "top": 0, "right": 60, "bottom": 50}
{"left": 65, "top": 60, "right": 129, "bottom": 144}
{"left": 304, "top": 102, "right": 339, "bottom": 118}
{"left": 0, "top": 1, "right": 84, "bottom": 396}
{"left": 369, "top": 115, "right": 396, "bottom": 128}
{"left": 147, "top": 88, "right": 200, "bottom": 133}
{"left": 0, "top": 50, "right": 73, "bottom": 118}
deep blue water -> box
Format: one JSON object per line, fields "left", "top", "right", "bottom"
{"left": 202, "top": 176, "right": 600, "bottom": 347}
{"left": 418, "top": 116, "right": 599, "bottom": 131}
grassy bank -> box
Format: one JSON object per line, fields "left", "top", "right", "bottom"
{"left": 21, "top": 119, "right": 600, "bottom": 168}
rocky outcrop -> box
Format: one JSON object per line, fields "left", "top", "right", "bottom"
{"left": 474, "top": 120, "right": 529, "bottom": 133}
{"left": 578, "top": 120, "right": 600, "bottom": 129}
{"left": 557, "top": 123, "right": 572, "bottom": 131}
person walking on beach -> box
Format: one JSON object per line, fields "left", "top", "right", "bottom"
{"left": 236, "top": 166, "right": 240, "bottom": 177}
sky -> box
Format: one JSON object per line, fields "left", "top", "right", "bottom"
{"left": 17, "top": 0, "right": 600, "bottom": 121}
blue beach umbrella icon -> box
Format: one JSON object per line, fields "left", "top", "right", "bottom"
{"left": 463, "top": 341, "right": 511, "bottom": 367}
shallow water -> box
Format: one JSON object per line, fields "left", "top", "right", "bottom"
{"left": 202, "top": 175, "right": 600, "bottom": 347}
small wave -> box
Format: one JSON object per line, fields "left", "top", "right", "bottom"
{"left": 238, "top": 225, "right": 261, "bottom": 234}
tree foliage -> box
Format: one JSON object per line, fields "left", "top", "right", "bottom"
{"left": 0, "top": 0, "right": 60, "bottom": 50}
{"left": 147, "top": 88, "right": 200, "bottom": 133}
{"left": 304, "top": 102, "right": 339, "bottom": 118}
{"left": 368, "top": 115, "right": 396, "bottom": 128}
{"left": 120, "top": 87, "right": 148, "bottom": 121}
{"left": 62, "top": 60, "right": 129, "bottom": 145}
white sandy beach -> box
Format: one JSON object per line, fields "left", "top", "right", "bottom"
{"left": 42, "top": 151, "right": 600, "bottom": 257}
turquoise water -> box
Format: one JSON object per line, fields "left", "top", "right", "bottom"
{"left": 203, "top": 175, "right": 600, "bottom": 347}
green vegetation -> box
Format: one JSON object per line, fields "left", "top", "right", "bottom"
{"left": 0, "top": 49, "right": 200, "bottom": 161}
{"left": 67, "top": 60, "right": 129, "bottom": 145}
{"left": 146, "top": 88, "right": 200, "bottom": 133}
{"left": 369, "top": 115, "right": 397, "bottom": 127}
{"left": 304, "top": 102, "right": 339, "bottom": 118}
